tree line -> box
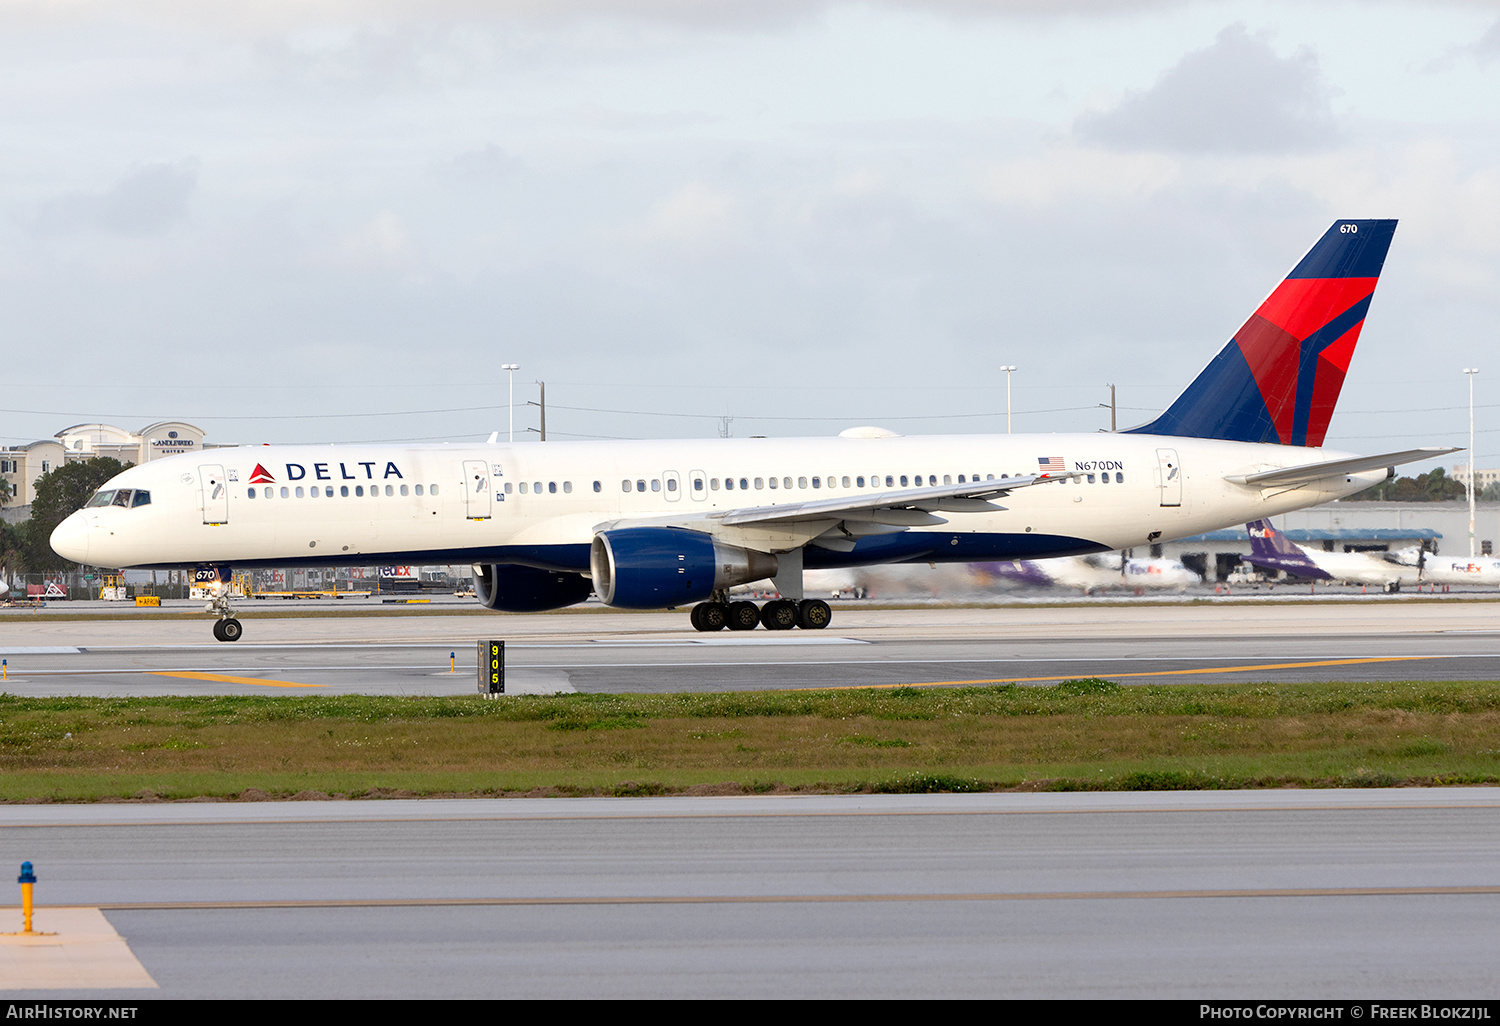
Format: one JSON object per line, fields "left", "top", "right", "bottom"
{"left": 1343, "top": 466, "right": 1494, "bottom": 502}
{"left": 0, "top": 457, "right": 129, "bottom": 581}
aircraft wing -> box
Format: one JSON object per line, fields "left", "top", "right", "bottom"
{"left": 1225, "top": 447, "right": 1461, "bottom": 489}
{"left": 707, "top": 472, "right": 1077, "bottom": 528}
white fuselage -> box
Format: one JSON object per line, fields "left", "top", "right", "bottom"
{"left": 1296, "top": 548, "right": 1424, "bottom": 587}
{"left": 1419, "top": 556, "right": 1500, "bottom": 587}
{"left": 51, "top": 432, "right": 1388, "bottom": 580}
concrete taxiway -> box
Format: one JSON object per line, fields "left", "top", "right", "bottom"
{"left": 3, "top": 789, "right": 1499, "bottom": 999}
{"left": 2, "top": 599, "right": 1500, "bottom": 694}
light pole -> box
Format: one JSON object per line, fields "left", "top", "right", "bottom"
{"left": 501, "top": 364, "right": 519, "bottom": 442}
{"left": 1466, "top": 368, "right": 1479, "bottom": 557}
{"left": 1000, "top": 365, "right": 1017, "bottom": 434}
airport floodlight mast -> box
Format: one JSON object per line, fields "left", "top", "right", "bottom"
{"left": 502, "top": 364, "right": 519, "bottom": 442}
{"left": 1000, "top": 365, "right": 1017, "bottom": 433}
{"left": 1466, "top": 367, "right": 1479, "bottom": 557}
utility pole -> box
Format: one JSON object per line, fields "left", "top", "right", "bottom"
{"left": 1099, "top": 384, "right": 1117, "bottom": 431}
{"left": 527, "top": 382, "right": 547, "bottom": 441}
{"left": 1466, "top": 368, "right": 1479, "bottom": 557}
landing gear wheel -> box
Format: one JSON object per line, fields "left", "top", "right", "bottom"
{"left": 691, "top": 603, "right": 728, "bottom": 632}
{"left": 760, "top": 599, "right": 798, "bottom": 630}
{"left": 215, "top": 618, "right": 243, "bottom": 642}
{"left": 727, "top": 601, "right": 761, "bottom": 631}
{"left": 796, "top": 599, "right": 832, "bottom": 630}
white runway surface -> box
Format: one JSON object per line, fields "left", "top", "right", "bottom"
{"left": 3, "top": 599, "right": 1500, "bottom": 694}
{"left": 3, "top": 789, "right": 1500, "bottom": 999}
{"left": 5, "top": 602, "right": 1500, "bottom": 997}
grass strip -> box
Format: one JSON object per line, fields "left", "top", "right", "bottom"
{"left": 4, "top": 679, "right": 1500, "bottom": 801}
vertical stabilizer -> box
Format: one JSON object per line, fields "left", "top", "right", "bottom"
{"left": 1127, "top": 220, "right": 1397, "bottom": 446}
{"left": 1245, "top": 519, "right": 1332, "bottom": 579}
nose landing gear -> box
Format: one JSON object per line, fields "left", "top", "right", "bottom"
{"left": 200, "top": 567, "right": 243, "bottom": 643}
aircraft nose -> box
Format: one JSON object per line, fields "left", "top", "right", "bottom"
{"left": 49, "top": 512, "right": 91, "bottom": 563}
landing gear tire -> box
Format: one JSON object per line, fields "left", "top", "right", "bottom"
{"left": 760, "top": 599, "right": 798, "bottom": 631}
{"left": 797, "top": 599, "right": 832, "bottom": 630}
{"left": 212, "top": 618, "right": 243, "bottom": 643}
{"left": 691, "top": 602, "right": 728, "bottom": 632}
{"left": 727, "top": 601, "right": 761, "bottom": 631}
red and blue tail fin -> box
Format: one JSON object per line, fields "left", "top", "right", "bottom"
{"left": 1126, "top": 219, "right": 1397, "bottom": 446}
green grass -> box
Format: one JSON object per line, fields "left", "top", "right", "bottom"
{"left": 4, "top": 680, "right": 1500, "bottom": 801}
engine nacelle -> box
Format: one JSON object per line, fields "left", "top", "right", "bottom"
{"left": 473, "top": 563, "right": 593, "bottom": 612}
{"left": 590, "top": 528, "right": 778, "bottom": 608}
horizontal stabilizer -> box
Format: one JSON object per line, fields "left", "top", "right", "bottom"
{"left": 1225, "top": 447, "right": 1461, "bottom": 489}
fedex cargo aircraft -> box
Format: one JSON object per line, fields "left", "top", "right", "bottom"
{"left": 982, "top": 554, "right": 1201, "bottom": 594}
{"left": 50, "top": 219, "right": 1455, "bottom": 641}
{"left": 1245, "top": 518, "right": 1421, "bottom": 590}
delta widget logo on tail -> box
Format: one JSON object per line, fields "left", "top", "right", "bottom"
{"left": 1127, "top": 219, "right": 1398, "bottom": 448}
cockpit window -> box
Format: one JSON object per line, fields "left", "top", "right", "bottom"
{"left": 84, "top": 488, "right": 149, "bottom": 508}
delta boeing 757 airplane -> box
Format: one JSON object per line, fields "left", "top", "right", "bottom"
{"left": 51, "top": 219, "right": 1455, "bottom": 641}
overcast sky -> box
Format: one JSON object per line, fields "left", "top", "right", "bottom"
{"left": 3, "top": 0, "right": 1499, "bottom": 471}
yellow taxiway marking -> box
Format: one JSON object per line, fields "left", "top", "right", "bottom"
{"left": 0, "top": 907, "right": 158, "bottom": 990}
{"left": 151, "top": 671, "right": 325, "bottom": 689}
{"left": 80, "top": 883, "right": 1500, "bottom": 910}
{"left": 809, "top": 655, "right": 1433, "bottom": 690}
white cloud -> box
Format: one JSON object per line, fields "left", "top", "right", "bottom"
{"left": 23, "top": 161, "right": 198, "bottom": 237}
{"left": 1075, "top": 25, "right": 1337, "bottom": 154}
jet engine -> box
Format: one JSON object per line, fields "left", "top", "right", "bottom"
{"left": 590, "top": 527, "right": 778, "bottom": 608}
{"left": 473, "top": 563, "right": 593, "bottom": 612}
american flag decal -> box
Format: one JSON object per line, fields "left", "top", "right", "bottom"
{"left": 1037, "top": 456, "right": 1066, "bottom": 473}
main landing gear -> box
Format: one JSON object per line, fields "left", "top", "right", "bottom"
{"left": 689, "top": 596, "right": 832, "bottom": 632}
